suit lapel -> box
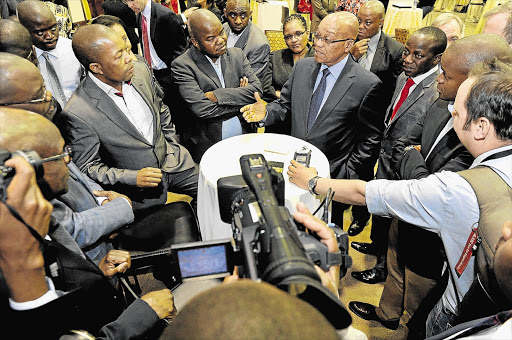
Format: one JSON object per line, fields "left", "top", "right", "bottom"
{"left": 370, "top": 33, "right": 386, "bottom": 73}
{"left": 424, "top": 102, "right": 451, "bottom": 152}
{"left": 191, "top": 47, "right": 223, "bottom": 88}
{"left": 301, "top": 61, "right": 321, "bottom": 135}
{"left": 84, "top": 76, "right": 151, "bottom": 145}
{"left": 68, "top": 163, "right": 99, "bottom": 203}
{"left": 308, "top": 59, "right": 356, "bottom": 135}
{"left": 150, "top": 4, "right": 157, "bottom": 41}
{"left": 234, "top": 22, "right": 251, "bottom": 49}
{"left": 385, "top": 73, "right": 406, "bottom": 123}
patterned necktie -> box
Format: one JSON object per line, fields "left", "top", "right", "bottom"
{"left": 42, "top": 52, "right": 66, "bottom": 106}
{"left": 141, "top": 15, "right": 152, "bottom": 68}
{"left": 308, "top": 68, "right": 331, "bottom": 132}
{"left": 390, "top": 78, "right": 415, "bottom": 121}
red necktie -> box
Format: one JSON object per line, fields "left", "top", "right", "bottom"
{"left": 170, "top": 0, "right": 178, "bottom": 14}
{"left": 141, "top": 15, "right": 152, "bottom": 68}
{"left": 391, "top": 78, "right": 414, "bottom": 121}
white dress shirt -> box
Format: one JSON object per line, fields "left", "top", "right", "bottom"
{"left": 90, "top": 74, "right": 154, "bottom": 144}
{"left": 359, "top": 29, "right": 381, "bottom": 70}
{"left": 35, "top": 37, "right": 82, "bottom": 106}
{"left": 142, "top": 0, "right": 168, "bottom": 70}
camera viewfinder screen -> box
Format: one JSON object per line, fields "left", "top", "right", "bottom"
{"left": 177, "top": 245, "right": 228, "bottom": 278}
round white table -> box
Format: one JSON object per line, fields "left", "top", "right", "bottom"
{"left": 197, "top": 133, "right": 331, "bottom": 241}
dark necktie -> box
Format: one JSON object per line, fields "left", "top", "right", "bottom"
{"left": 390, "top": 77, "right": 415, "bottom": 121}
{"left": 308, "top": 68, "right": 330, "bottom": 132}
{"left": 42, "top": 51, "right": 67, "bottom": 106}
{"left": 141, "top": 15, "right": 152, "bottom": 68}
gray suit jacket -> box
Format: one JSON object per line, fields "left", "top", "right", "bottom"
{"left": 171, "top": 46, "right": 262, "bottom": 161}
{"left": 265, "top": 56, "right": 385, "bottom": 180}
{"left": 57, "top": 60, "right": 195, "bottom": 210}
{"left": 377, "top": 69, "right": 439, "bottom": 180}
{"left": 224, "top": 21, "right": 271, "bottom": 95}
{"left": 51, "top": 162, "right": 134, "bottom": 263}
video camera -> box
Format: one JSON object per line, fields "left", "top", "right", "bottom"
{"left": 0, "top": 149, "right": 45, "bottom": 200}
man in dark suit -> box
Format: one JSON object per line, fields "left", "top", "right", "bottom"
{"left": 171, "top": 9, "right": 262, "bottom": 162}
{"left": 123, "top": 0, "right": 188, "bottom": 107}
{"left": 349, "top": 34, "right": 512, "bottom": 334}
{"left": 242, "top": 12, "right": 385, "bottom": 226}
{"left": 56, "top": 25, "right": 198, "bottom": 212}
{"left": 0, "top": 108, "right": 176, "bottom": 339}
{"left": 223, "top": 0, "right": 272, "bottom": 98}
{"left": 350, "top": 27, "right": 446, "bottom": 286}
{"left": 348, "top": 0, "right": 404, "bottom": 235}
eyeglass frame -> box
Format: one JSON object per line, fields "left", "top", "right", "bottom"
{"left": 40, "top": 145, "right": 73, "bottom": 165}
{"left": 312, "top": 33, "right": 354, "bottom": 45}
{"left": 0, "top": 83, "right": 49, "bottom": 106}
{"left": 284, "top": 30, "right": 307, "bottom": 41}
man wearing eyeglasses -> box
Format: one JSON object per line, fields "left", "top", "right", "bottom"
{"left": 242, "top": 11, "right": 385, "bottom": 228}
{"left": 223, "top": 0, "right": 272, "bottom": 99}
{"left": 171, "top": 9, "right": 262, "bottom": 162}
{"left": 17, "top": 1, "right": 83, "bottom": 109}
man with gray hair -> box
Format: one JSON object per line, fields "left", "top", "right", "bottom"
{"left": 242, "top": 12, "right": 385, "bottom": 229}
{"left": 482, "top": 1, "right": 512, "bottom": 48}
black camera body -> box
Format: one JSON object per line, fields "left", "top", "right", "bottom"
{"left": 0, "top": 149, "right": 44, "bottom": 200}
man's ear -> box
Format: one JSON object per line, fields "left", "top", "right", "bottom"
{"left": 190, "top": 38, "right": 199, "bottom": 49}
{"left": 89, "top": 62, "right": 103, "bottom": 75}
{"left": 474, "top": 117, "right": 491, "bottom": 140}
{"left": 379, "top": 18, "right": 384, "bottom": 28}
{"left": 433, "top": 53, "right": 442, "bottom": 65}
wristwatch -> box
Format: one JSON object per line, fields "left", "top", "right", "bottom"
{"left": 308, "top": 176, "right": 320, "bottom": 195}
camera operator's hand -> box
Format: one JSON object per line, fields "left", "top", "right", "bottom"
{"left": 99, "top": 250, "right": 131, "bottom": 278}
{"left": 288, "top": 160, "right": 318, "bottom": 190}
{"left": 141, "top": 289, "right": 177, "bottom": 320}
{"left": 0, "top": 156, "right": 53, "bottom": 302}
{"left": 293, "top": 202, "right": 340, "bottom": 296}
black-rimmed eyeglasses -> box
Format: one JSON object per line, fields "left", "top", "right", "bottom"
{"left": 313, "top": 33, "right": 354, "bottom": 45}
{"left": 40, "top": 145, "right": 73, "bottom": 165}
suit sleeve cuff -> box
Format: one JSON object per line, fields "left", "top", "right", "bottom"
{"left": 9, "top": 277, "right": 59, "bottom": 311}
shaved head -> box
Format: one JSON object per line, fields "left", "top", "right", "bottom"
{"left": 72, "top": 24, "right": 120, "bottom": 70}
{"left": 325, "top": 11, "right": 359, "bottom": 39}
{"left": 0, "top": 19, "right": 33, "bottom": 59}
{"left": 0, "top": 53, "right": 41, "bottom": 103}
{"left": 188, "top": 8, "right": 221, "bottom": 40}
{"left": 17, "top": 1, "right": 55, "bottom": 27}
{"left": 445, "top": 33, "right": 512, "bottom": 74}
{"left": 17, "top": 1, "right": 59, "bottom": 51}
{"left": 360, "top": 0, "right": 385, "bottom": 19}
{"left": 168, "top": 281, "right": 339, "bottom": 339}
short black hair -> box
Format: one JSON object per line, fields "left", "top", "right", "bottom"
{"left": 411, "top": 26, "right": 447, "bottom": 55}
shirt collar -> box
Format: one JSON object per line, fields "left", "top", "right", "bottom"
{"left": 228, "top": 24, "right": 248, "bottom": 37}
{"left": 89, "top": 72, "right": 128, "bottom": 97}
{"left": 205, "top": 54, "right": 222, "bottom": 66}
{"left": 367, "top": 29, "right": 381, "bottom": 53}
{"left": 447, "top": 102, "right": 454, "bottom": 114}
{"left": 471, "top": 144, "right": 512, "bottom": 168}
{"left": 411, "top": 65, "right": 438, "bottom": 85}
{"left": 142, "top": 0, "right": 151, "bottom": 18}
{"left": 320, "top": 54, "right": 349, "bottom": 80}
{"left": 35, "top": 39, "right": 60, "bottom": 58}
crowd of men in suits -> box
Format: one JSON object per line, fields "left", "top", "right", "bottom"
{"left": 0, "top": 0, "right": 512, "bottom": 338}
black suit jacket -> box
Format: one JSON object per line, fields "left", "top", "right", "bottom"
{"left": 265, "top": 56, "right": 385, "bottom": 180}
{"left": 392, "top": 98, "right": 474, "bottom": 179}
{"left": 102, "top": 0, "right": 140, "bottom": 55}
{"left": 137, "top": 2, "right": 187, "bottom": 69}
{"left": 368, "top": 32, "right": 404, "bottom": 106}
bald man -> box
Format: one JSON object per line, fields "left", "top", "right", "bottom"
{"left": 171, "top": 9, "right": 262, "bottom": 161}
{"left": 169, "top": 281, "right": 340, "bottom": 339}
{"left": 0, "top": 19, "right": 36, "bottom": 64}
{"left": 55, "top": 25, "right": 198, "bottom": 213}
{"left": 223, "top": 0, "right": 272, "bottom": 98}
{"left": 17, "top": 1, "right": 83, "bottom": 108}
{"left": 242, "top": 12, "right": 385, "bottom": 228}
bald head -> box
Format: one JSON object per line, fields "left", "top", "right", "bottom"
{"left": 224, "top": 0, "right": 251, "bottom": 34}
{"left": 17, "top": 1, "right": 59, "bottom": 51}
{"left": 445, "top": 33, "right": 512, "bottom": 74}
{"left": 0, "top": 19, "right": 33, "bottom": 59}
{"left": 0, "top": 108, "right": 60, "bottom": 157}
{"left": 0, "top": 53, "right": 43, "bottom": 104}
{"left": 168, "top": 281, "right": 339, "bottom": 340}
{"left": 314, "top": 12, "right": 358, "bottom": 66}
{"left": 72, "top": 24, "right": 120, "bottom": 70}
{"left": 188, "top": 8, "right": 221, "bottom": 40}
{"left": 360, "top": 0, "right": 385, "bottom": 19}
{"left": 324, "top": 12, "right": 359, "bottom": 39}
{"left": 225, "top": 0, "right": 249, "bottom": 9}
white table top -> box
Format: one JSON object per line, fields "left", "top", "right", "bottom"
{"left": 197, "top": 133, "right": 330, "bottom": 241}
